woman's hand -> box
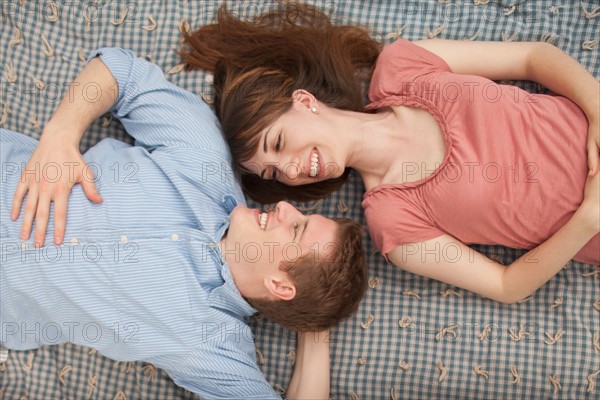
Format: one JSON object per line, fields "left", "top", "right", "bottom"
{"left": 11, "top": 126, "right": 102, "bottom": 247}
{"left": 577, "top": 169, "right": 600, "bottom": 235}
{"left": 587, "top": 115, "right": 600, "bottom": 176}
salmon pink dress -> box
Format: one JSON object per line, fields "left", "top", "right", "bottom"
{"left": 362, "top": 39, "right": 599, "bottom": 265}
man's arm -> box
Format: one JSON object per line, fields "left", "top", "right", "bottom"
{"left": 11, "top": 57, "right": 117, "bottom": 246}
{"left": 286, "top": 330, "right": 331, "bottom": 399}
{"left": 165, "top": 328, "right": 331, "bottom": 399}
{"left": 13, "top": 48, "right": 227, "bottom": 246}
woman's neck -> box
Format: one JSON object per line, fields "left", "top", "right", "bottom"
{"left": 341, "top": 105, "right": 447, "bottom": 188}
{"left": 341, "top": 107, "right": 414, "bottom": 181}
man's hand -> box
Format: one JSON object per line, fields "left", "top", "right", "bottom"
{"left": 11, "top": 125, "right": 102, "bottom": 247}
{"left": 286, "top": 329, "right": 331, "bottom": 399}
{"left": 10, "top": 56, "right": 118, "bottom": 247}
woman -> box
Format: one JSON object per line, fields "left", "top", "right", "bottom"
{"left": 179, "top": 4, "right": 599, "bottom": 303}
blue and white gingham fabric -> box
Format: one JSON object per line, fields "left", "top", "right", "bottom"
{"left": 1, "top": 1, "right": 599, "bottom": 399}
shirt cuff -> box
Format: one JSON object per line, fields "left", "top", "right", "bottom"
{"left": 86, "top": 47, "right": 144, "bottom": 114}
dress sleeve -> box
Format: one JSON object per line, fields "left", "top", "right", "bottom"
{"left": 369, "top": 38, "right": 451, "bottom": 103}
{"left": 87, "top": 47, "right": 227, "bottom": 154}
{"left": 363, "top": 188, "right": 445, "bottom": 256}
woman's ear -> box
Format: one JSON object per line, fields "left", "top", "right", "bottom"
{"left": 291, "top": 89, "right": 317, "bottom": 111}
{"left": 264, "top": 276, "right": 297, "bottom": 301}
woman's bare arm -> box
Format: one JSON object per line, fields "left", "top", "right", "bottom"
{"left": 388, "top": 173, "right": 599, "bottom": 303}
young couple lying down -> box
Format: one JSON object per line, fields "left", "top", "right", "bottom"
{"left": 2, "top": 4, "right": 598, "bottom": 399}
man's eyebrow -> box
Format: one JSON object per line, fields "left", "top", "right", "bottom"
{"left": 299, "top": 219, "right": 308, "bottom": 243}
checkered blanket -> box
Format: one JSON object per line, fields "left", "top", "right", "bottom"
{"left": 1, "top": 1, "right": 599, "bottom": 398}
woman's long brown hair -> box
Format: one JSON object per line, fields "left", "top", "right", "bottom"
{"left": 180, "top": 3, "right": 381, "bottom": 203}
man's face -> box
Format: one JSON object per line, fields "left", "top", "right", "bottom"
{"left": 224, "top": 201, "right": 338, "bottom": 270}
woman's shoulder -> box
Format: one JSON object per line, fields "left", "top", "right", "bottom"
{"left": 369, "top": 39, "right": 452, "bottom": 103}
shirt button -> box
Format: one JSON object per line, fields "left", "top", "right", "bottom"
{"left": 171, "top": 233, "right": 179, "bottom": 241}
{"left": 120, "top": 235, "right": 128, "bottom": 243}
{"left": 21, "top": 242, "right": 28, "bottom": 249}
{"left": 223, "top": 219, "right": 227, "bottom": 224}
{"left": 70, "top": 238, "right": 78, "bottom": 245}
{"left": 209, "top": 242, "right": 215, "bottom": 249}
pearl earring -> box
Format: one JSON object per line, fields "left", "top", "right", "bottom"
{"left": 311, "top": 105, "right": 318, "bottom": 113}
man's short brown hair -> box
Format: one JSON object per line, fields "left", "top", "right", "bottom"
{"left": 247, "top": 218, "right": 367, "bottom": 332}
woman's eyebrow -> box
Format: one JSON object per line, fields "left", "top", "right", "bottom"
{"left": 263, "top": 129, "right": 271, "bottom": 153}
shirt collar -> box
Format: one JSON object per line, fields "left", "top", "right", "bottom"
{"left": 208, "top": 258, "right": 258, "bottom": 318}
{"left": 208, "top": 194, "right": 257, "bottom": 318}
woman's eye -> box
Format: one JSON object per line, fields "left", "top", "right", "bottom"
{"left": 275, "top": 134, "right": 282, "bottom": 152}
{"left": 293, "top": 222, "right": 299, "bottom": 234}
{"left": 271, "top": 169, "right": 278, "bottom": 180}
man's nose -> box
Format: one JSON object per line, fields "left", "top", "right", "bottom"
{"left": 276, "top": 201, "right": 299, "bottom": 222}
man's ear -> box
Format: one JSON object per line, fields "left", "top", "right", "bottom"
{"left": 291, "top": 89, "right": 316, "bottom": 111}
{"left": 264, "top": 276, "right": 297, "bottom": 301}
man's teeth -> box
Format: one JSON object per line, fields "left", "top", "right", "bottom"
{"left": 259, "top": 212, "right": 268, "bottom": 230}
{"left": 309, "top": 150, "right": 320, "bottom": 177}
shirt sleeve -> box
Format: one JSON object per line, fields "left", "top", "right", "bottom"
{"left": 163, "top": 342, "right": 282, "bottom": 400}
{"left": 87, "top": 47, "right": 227, "bottom": 154}
{"left": 369, "top": 38, "right": 451, "bottom": 103}
{"left": 363, "top": 188, "right": 445, "bottom": 256}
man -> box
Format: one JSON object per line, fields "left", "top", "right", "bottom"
{"left": 0, "top": 48, "right": 367, "bottom": 399}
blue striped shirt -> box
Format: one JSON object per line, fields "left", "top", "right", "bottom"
{"left": 0, "top": 48, "right": 281, "bottom": 399}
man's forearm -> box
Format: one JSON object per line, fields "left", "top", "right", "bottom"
{"left": 286, "top": 331, "right": 330, "bottom": 399}
{"left": 43, "top": 57, "right": 117, "bottom": 145}
{"left": 527, "top": 43, "right": 600, "bottom": 119}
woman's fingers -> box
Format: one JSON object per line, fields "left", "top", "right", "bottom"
{"left": 588, "top": 141, "right": 599, "bottom": 176}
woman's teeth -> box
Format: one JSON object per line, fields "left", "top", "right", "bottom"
{"left": 259, "top": 212, "right": 268, "bottom": 230}
{"left": 309, "top": 150, "right": 320, "bottom": 177}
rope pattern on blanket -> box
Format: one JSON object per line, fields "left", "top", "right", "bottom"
{"left": 474, "top": 364, "right": 489, "bottom": 379}
{"left": 544, "top": 329, "right": 565, "bottom": 345}
{"left": 4, "top": 62, "right": 16, "bottom": 83}
{"left": 142, "top": 16, "right": 157, "bottom": 31}
{"left": 142, "top": 364, "right": 157, "bottom": 382}
{"left": 581, "top": 2, "right": 600, "bottom": 19}
{"left": 588, "top": 369, "right": 600, "bottom": 393}
{"left": 40, "top": 33, "right": 54, "bottom": 57}
{"left": 9, "top": 26, "right": 21, "bottom": 48}
{"left": 511, "top": 365, "right": 521, "bottom": 385}
{"left": 549, "top": 373, "right": 562, "bottom": 394}
{"left": 436, "top": 360, "right": 448, "bottom": 382}
{"left": 360, "top": 314, "right": 375, "bottom": 329}
{"left": 86, "top": 374, "right": 98, "bottom": 399}
{"left": 0, "top": 101, "right": 10, "bottom": 127}
{"left": 58, "top": 365, "right": 72, "bottom": 386}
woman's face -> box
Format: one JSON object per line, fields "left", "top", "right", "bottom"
{"left": 241, "top": 97, "right": 347, "bottom": 186}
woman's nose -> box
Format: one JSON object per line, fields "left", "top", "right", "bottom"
{"left": 282, "top": 155, "right": 302, "bottom": 181}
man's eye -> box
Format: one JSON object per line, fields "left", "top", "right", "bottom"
{"left": 271, "top": 169, "right": 278, "bottom": 180}
{"left": 293, "top": 222, "right": 299, "bottom": 237}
